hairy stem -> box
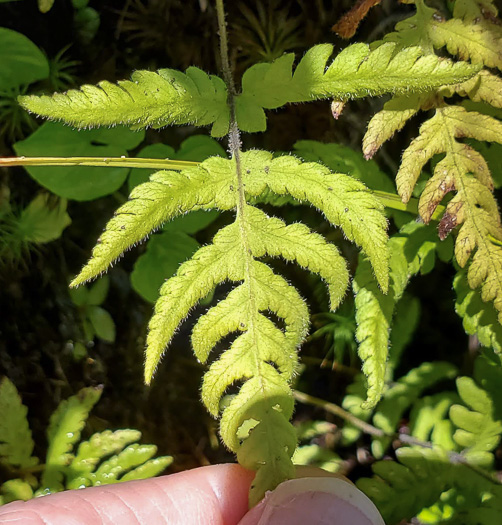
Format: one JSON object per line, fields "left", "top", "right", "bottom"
{"left": 215, "top": 0, "right": 271, "bottom": 456}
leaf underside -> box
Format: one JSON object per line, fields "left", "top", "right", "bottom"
{"left": 71, "top": 151, "right": 388, "bottom": 503}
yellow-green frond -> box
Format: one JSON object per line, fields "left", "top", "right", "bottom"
{"left": 241, "top": 151, "right": 389, "bottom": 291}
{"left": 145, "top": 224, "right": 244, "bottom": 384}
{"left": 235, "top": 42, "right": 478, "bottom": 132}
{"left": 19, "top": 67, "right": 230, "bottom": 137}
{"left": 71, "top": 158, "right": 237, "bottom": 287}
{"left": 245, "top": 206, "right": 349, "bottom": 310}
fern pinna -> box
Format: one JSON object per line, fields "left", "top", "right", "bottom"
{"left": 17, "top": 0, "right": 480, "bottom": 504}
{"left": 363, "top": 0, "right": 502, "bottom": 325}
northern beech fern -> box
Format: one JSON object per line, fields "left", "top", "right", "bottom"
{"left": 13, "top": 0, "right": 494, "bottom": 506}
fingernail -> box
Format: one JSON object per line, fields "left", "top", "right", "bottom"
{"left": 238, "top": 477, "right": 384, "bottom": 525}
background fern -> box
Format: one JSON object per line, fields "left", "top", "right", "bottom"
{"left": 0, "top": 378, "right": 172, "bottom": 505}
{"left": 364, "top": 0, "right": 502, "bottom": 329}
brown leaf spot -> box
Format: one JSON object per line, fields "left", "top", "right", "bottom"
{"left": 332, "top": 0, "right": 383, "bottom": 39}
{"left": 438, "top": 212, "right": 457, "bottom": 240}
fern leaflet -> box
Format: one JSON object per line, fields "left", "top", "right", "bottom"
{"left": 358, "top": 446, "right": 502, "bottom": 525}
{"left": 364, "top": 0, "right": 502, "bottom": 324}
{"left": 39, "top": 385, "right": 103, "bottom": 492}
{"left": 19, "top": 68, "right": 230, "bottom": 137}
{"left": 0, "top": 378, "right": 37, "bottom": 469}
{"left": 450, "top": 356, "right": 502, "bottom": 467}
{"left": 353, "top": 220, "right": 453, "bottom": 408}
{"left": 454, "top": 268, "right": 502, "bottom": 355}
{"left": 235, "top": 41, "right": 478, "bottom": 132}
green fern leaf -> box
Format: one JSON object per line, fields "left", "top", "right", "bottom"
{"left": 145, "top": 223, "right": 243, "bottom": 382}
{"left": 371, "top": 362, "right": 458, "bottom": 458}
{"left": 243, "top": 206, "right": 349, "bottom": 309}
{"left": 409, "top": 392, "right": 459, "bottom": 450}
{"left": 40, "top": 385, "right": 102, "bottom": 492}
{"left": 241, "top": 151, "right": 389, "bottom": 291}
{"left": 454, "top": 269, "right": 502, "bottom": 354}
{"left": 358, "top": 445, "right": 502, "bottom": 525}
{"left": 19, "top": 68, "right": 230, "bottom": 137}
{"left": 87, "top": 443, "right": 170, "bottom": 485}
{"left": 71, "top": 157, "right": 237, "bottom": 287}
{"left": 450, "top": 376, "right": 502, "bottom": 467}
{"left": 0, "top": 479, "right": 34, "bottom": 505}
{"left": 235, "top": 42, "right": 478, "bottom": 132}
{"left": 66, "top": 429, "right": 142, "bottom": 489}
{"left": 358, "top": 447, "right": 452, "bottom": 524}
{"left": 140, "top": 151, "right": 389, "bottom": 502}
{"left": 353, "top": 250, "right": 404, "bottom": 410}
{"left": 352, "top": 220, "right": 452, "bottom": 409}
{"left": 0, "top": 378, "right": 37, "bottom": 469}
{"left": 120, "top": 456, "right": 173, "bottom": 482}
{"left": 192, "top": 263, "right": 308, "bottom": 365}
{"left": 396, "top": 105, "right": 502, "bottom": 322}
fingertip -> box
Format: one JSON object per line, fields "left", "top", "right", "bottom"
{"left": 0, "top": 464, "right": 255, "bottom": 525}
{"left": 237, "top": 477, "right": 384, "bottom": 525}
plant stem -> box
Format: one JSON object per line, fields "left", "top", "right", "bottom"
{"left": 0, "top": 156, "right": 197, "bottom": 171}
{"left": 215, "top": 0, "right": 235, "bottom": 96}
{"left": 294, "top": 389, "right": 502, "bottom": 485}
{"left": 293, "top": 389, "right": 385, "bottom": 437}
{"left": 373, "top": 190, "right": 445, "bottom": 221}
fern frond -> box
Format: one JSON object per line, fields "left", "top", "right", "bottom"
{"left": 19, "top": 67, "right": 230, "bottom": 137}
{"left": 371, "top": 362, "right": 458, "bottom": 458}
{"left": 358, "top": 446, "right": 502, "bottom": 525}
{"left": 352, "top": 220, "right": 452, "bottom": 409}
{"left": 0, "top": 378, "right": 37, "bottom": 469}
{"left": 87, "top": 444, "right": 170, "bottom": 485}
{"left": 66, "top": 429, "right": 142, "bottom": 489}
{"left": 409, "top": 392, "right": 459, "bottom": 450}
{"left": 192, "top": 264, "right": 308, "bottom": 363}
{"left": 235, "top": 42, "right": 478, "bottom": 132}
{"left": 241, "top": 151, "right": 389, "bottom": 290}
{"left": 71, "top": 157, "right": 236, "bottom": 287}
{"left": 358, "top": 447, "right": 451, "bottom": 524}
{"left": 141, "top": 151, "right": 389, "bottom": 503}
{"left": 244, "top": 206, "right": 349, "bottom": 309}
{"left": 0, "top": 479, "right": 34, "bottom": 505}
{"left": 40, "top": 386, "right": 102, "bottom": 492}
{"left": 352, "top": 250, "right": 404, "bottom": 410}
{"left": 396, "top": 105, "right": 502, "bottom": 321}
{"left": 454, "top": 268, "right": 502, "bottom": 354}
{"left": 430, "top": 18, "right": 502, "bottom": 69}
{"left": 145, "top": 223, "right": 243, "bottom": 382}
{"left": 450, "top": 374, "right": 502, "bottom": 467}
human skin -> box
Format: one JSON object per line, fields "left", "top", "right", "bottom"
{"left": 0, "top": 464, "right": 383, "bottom": 525}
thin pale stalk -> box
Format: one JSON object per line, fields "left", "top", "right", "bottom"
{"left": 0, "top": 156, "right": 197, "bottom": 171}
{"left": 294, "top": 389, "right": 502, "bottom": 486}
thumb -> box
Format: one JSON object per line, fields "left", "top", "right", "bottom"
{"left": 238, "top": 476, "right": 385, "bottom": 525}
